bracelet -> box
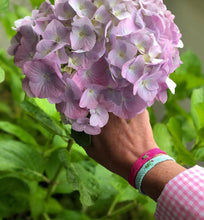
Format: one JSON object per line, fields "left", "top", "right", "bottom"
{"left": 128, "top": 148, "right": 166, "bottom": 187}
{"left": 135, "top": 154, "right": 176, "bottom": 194}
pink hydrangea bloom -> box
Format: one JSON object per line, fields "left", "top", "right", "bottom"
{"left": 8, "top": 0, "right": 183, "bottom": 135}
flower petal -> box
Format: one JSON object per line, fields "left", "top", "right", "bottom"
{"left": 166, "top": 77, "right": 176, "bottom": 94}
{"left": 90, "top": 106, "right": 109, "bottom": 127}
{"left": 23, "top": 57, "right": 64, "bottom": 99}
{"left": 108, "top": 40, "right": 137, "bottom": 68}
{"left": 122, "top": 55, "right": 145, "bottom": 83}
{"left": 70, "top": 17, "right": 96, "bottom": 52}
{"left": 69, "top": 0, "right": 97, "bottom": 18}
{"left": 79, "top": 88, "right": 99, "bottom": 109}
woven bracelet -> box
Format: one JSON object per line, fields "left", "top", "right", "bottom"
{"left": 135, "top": 154, "right": 176, "bottom": 194}
{"left": 128, "top": 148, "right": 166, "bottom": 187}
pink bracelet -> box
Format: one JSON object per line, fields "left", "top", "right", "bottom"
{"left": 128, "top": 148, "right": 167, "bottom": 188}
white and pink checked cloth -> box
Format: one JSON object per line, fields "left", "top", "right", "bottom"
{"left": 155, "top": 165, "right": 204, "bottom": 220}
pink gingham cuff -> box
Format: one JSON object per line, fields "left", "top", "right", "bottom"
{"left": 155, "top": 165, "right": 204, "bottom": 220}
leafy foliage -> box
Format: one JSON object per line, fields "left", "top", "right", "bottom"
{"left": 0, "top": 0, "right": 9, "bottom": 13}
{"left": 0, "top": 1, "right": 203, "bottom": 220}
{"left": 0, "top": 66, "right": 5, "bottom": 83}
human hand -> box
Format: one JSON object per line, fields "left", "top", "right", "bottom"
{"left": 85, "top": 110, "right": 158, "bottom": 180}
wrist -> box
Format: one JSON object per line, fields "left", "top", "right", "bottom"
{"left": 141, "top": 161, "right": 186, "bottom": 201}
{"left": 128, "top": 149, "right": 167, "bottom": 187}
{"left": 120, "top": 145, "right": 159, "bottom": 181}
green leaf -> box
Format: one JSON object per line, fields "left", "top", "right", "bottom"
{"left": 54, "top": 210, "right": 90, "bottom": 220}
{"left": 34, "top": 98, "right": 60, "bottom": 121}
{"left": 0, "top": 12, "right": 17, "bottom": 38}
{"left": 167, "top": 117, "right": 196, "bottom": 165}
{"left": 110, "top": 174, "right": 139, "bottom": 202}
{"left": 29, "top": 182, "right": 63, "bottom": 219}
{"left": 45, "top": 148, "right": 74, "bottom": 194}
{"left": 153, "top": 123, "right": 175, "bottom": 157}
{"left": 171, "top": 74, "right": 204, "bottom": 91}
{"left": 0, "top": 121, "right": 38, "bottom": 146}
{"left": 0, "top": 101, "right": 12, "bottom": 116}
{"left": 192, "top": 146, "right": 204, "bottom": 161}
{"left": 94, "top": 165, "right": 117, "bottom": 200}
{"left": 29, "top": 0, "right": 47, "bottom": 8}
{"left": 0, "top": 134, "right": 13, "bottom": 141}
{"left": 29, "top": 182, "right": 46, "bottom": 219}
{"left": 0, "top": 0, "right": 9, "bottom": 13}
{"left": 198, "top": 128, "right": 204, "bottom": 142}
{"left": 46, "top": 149, "right": 63, "bottom": 180}
{"left": 71, "top": 129, "right": 91, "bottom": 147}
{"left": 0, "top": 67, "right": 5, "bottom": 83}
{"left": 141, "top": 198, "right": 157, "bottom": 217}
{"left": 69, "top": 163, "right": 100, "bottom": 206}
{"left": 20, "top": 100, "right": 66, "bottom": 137}
{"left": 14, "top": 5, "right": 31, "bottom": 18}
{"left": 0, "top": 51, "right": 24, "bottom": 102}
{"left": 44, "top": 135, "right": 69, "bottom": 157}
{"left": 21, "top": 115, "right": 52, "bottom": 140}
{"left": 181, "top": 118, "right": 197, "bottom": 144}
{"left": 0, "top": 140, "right": 45, "bottom": 181}
{"left": 58, "top": 149, "right": 100, "bottom": 207}
{"left": 170, "top": 51, "right": 204, "bottom": 97}
{"left": 72, "top": 142, "right": 87, "bottom": 157}
{"left": 193, "top": 103, "right": 204, "bottom": 129}
{"left": 191, "top": 87, "right": 204, "bottom": 130}
{"left": 175, "top": 51, "right": 202, "bottom": 76}
{"left": 54, "top": 169, "right": 75, "bottom": 194}
{"left": 45, "top": 197, "right": 63, "bottom": 214}
{"left": 52, "top": 135, "right": 68, "bottom": 148}
{"left": 0, "top": 177, "right": 29, "bottom": 218}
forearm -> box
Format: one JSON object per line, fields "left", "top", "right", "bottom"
{"left": 141, "top": 160, "right": 186, "bottom": 201}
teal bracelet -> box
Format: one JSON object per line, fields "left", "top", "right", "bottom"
{"left": 135, "top": 155, "right": 175, "bottom": 194}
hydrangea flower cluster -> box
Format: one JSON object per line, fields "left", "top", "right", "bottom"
{"left": 8, "top": 0, "right": 183, "bottom": 135}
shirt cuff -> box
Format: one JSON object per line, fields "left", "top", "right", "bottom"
{"left": 155, "top": 165, "right": 204, "bottom": 220}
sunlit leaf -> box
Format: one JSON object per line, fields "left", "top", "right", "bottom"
{"left": 167, "top": 117, "right": 196, "bottom": 166}
{"left": 34, "top": 98, "right": 60, "bottom": 121}
{"left": 153, "top": 123, "right": 175, "bottom": 157}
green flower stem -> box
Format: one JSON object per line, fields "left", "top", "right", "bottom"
{"left": 67, "top": 138, "right": 74, "bottom": 152}
{"left": 107, "top": 194, "right": 120, "bottom": 216}
{"left": 46, "top": 139, "right": 74, "bottom": 201}
{"left": 46, "top": 163, "right": 63, "bottom": 201}
{"left": 99, "top": 201, "right": 137, "bottom": 220}
{"left": 108, "top": 202, "right": 137, "bottom": 219}
{"left": 43, "top": 213, "right": 51, "bottom": 220}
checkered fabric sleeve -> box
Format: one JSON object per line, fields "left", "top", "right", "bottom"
{"left": 155, "top": 165, "right": 204, "bottom": 220}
